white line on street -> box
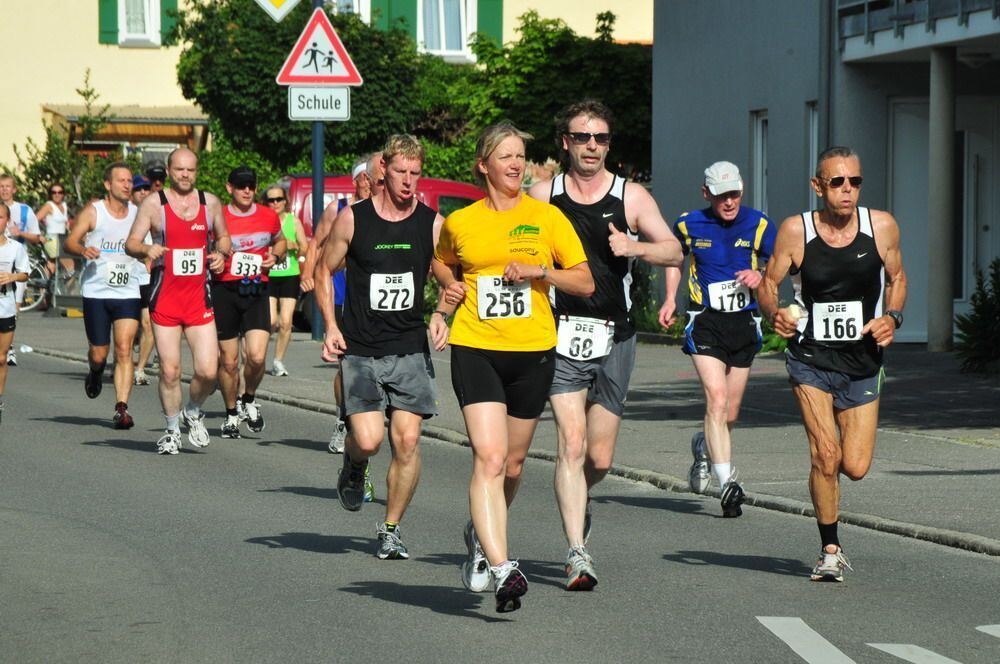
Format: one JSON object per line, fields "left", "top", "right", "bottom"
{"left": 757, "top": 617, "right": 856, "bottom": 663}
{"left": 976, "top": 625, "right": 1000, "bottom": 639}
{"left": 867, "top": 643, "right": 963, "bottom": 663}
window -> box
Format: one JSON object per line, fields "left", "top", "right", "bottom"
{"left": 418, "top": 0, "right": 477, "bottom": 63}
{"left": 119, "top": 0, "right": 161, "bottom": 46}
{"left": 332, "top": 0, "right": 371, "bottom": 24}
{"left": 751, "top": 110, "right": 768, "bottom": 214}
{"left": 807, "top": 102, "right": 819, "bottom": 206}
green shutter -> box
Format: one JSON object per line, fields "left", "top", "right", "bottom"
{"left": 476, "top": 0, "right": 502, "bottom": 45}
{"left": 161, "top": 0, "right": 178, "bottom": 42}
{"left": 98, "top": 0, "right": 118, "bottom": 44}
{"left": 371, "top": 0, "right": 416, "bottom": 40}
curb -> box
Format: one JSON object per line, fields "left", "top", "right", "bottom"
{"left": 32, "top": 346, "right": 1000, "bottom": 558}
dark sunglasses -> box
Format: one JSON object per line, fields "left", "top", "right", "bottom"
{"left": 264, "top": 196, "right": 286, "bottom": 204}
{"left": 50, "top": 189, "right": 65, "bottom": 195}
{"left": 232, "top": 183, "right": 257, "bottom": 191}
{"left": 821, "top": 175, "right": 863, "bottom": 188}
{"left": 566, "top": 131, "right": 611, "bottom": 146}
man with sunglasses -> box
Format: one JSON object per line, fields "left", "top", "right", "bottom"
{"left": 214, "top": 166, "right": 286, "bottom": 439}
{"left": 759, "top": 146, "right": 907, "bottom": 582}
{"left": 528, "top": 100, "right": 683, "bottom": 590}
{"left": 661, "top": 162, "right": 777, "bottom": 519}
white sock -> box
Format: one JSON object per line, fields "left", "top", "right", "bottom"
{"left": 184, "top": 401, "right": 201, "bottom": 418}
{"left": 712, "top": 462, "right": 732, "bottom": 487}
{"left": 165, "top": 413, "right": 180, "bottom": 431}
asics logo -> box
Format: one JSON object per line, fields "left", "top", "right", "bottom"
{"left": 203, "top": 311, "right": 213, "bottom": 318}
{"left": 191, "top": 224, "right": 206, "bottom": 231}
{"left": 856, "top": 252, "right": 868, "bottom": 259}
{"left": 734, "top": 239, "right": 751, "bottom": 249}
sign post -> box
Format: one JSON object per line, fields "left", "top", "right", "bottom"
{"left": 274, "top": 3, "right": 363, "bottom": 340}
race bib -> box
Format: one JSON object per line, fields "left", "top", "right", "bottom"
{"left": 477, "top": 276, "right": 530, "bottom": 320}
{"left": 812, "top": 300, "right": 863, "bottom": 341}
{"left": 707, "top": 279, "right": 751, "bottom": 313}
{"left": 272, "top": 253, "right": 290, "bottom": 272}
{"left": 230, "top": 251, "right": 263, "bottom": 278}
{"left": 556, "top": 316, "right": 613, "bottom": 360}
{"left": 172, "top": 248, "right": 204, "bottom": 276}
{"left": 106, "top": 260, "right": 132, "bottom": 287}
{"left": 369, "top": 272, "right": 414, "bottom": 311}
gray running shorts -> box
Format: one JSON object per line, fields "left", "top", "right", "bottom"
{"left": 341, "top": 352, "right": 438, "bottom": 419}
{"left": 550, "top": 335, "right": 636, "bottom": 416}
{"left": 785, "top": 352, "right": 884, "bottom": 410}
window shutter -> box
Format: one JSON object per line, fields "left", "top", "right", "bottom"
{"left": 98, "top": 0, "right": 118, "bottom": 45}
{"left": 476, "top": 0, "right": 502, "bottom": 45}
{"left": 161, "top": 0, "right": 179, "bottom": 43}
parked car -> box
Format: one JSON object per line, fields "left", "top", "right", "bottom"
{"left": 282, "top": 173, "right": 484, "bottom": 330}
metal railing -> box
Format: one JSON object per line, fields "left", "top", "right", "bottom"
{"left": 838, "top": 0, "right": 1000, "bottom": 49}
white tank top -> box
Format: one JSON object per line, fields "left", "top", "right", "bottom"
{"left": 45, "top": 200, "right": 69, "bottom": 235}
{"left": 80, "top": 200, "right": 141, "bottom": 300}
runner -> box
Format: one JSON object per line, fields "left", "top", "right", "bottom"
{"left": 320, "top": 135, "right": 450, "bottom": 560}
{"left": 214, "top": 167, "right": 286, "bottom": 439}
{"left": 433, "top": 122, "right": 594, "bottom": 612}
{"left": 758, "top": 146, "right": 907, "bottom": 582}
{"left": 0, "top": 202, "right": 30, "bottom": 424}
{"left": 130, "top": 174, "right": 155, "bottom": 386}
{"left": 64, "top": 162, "right": 143, "bottom": 428}
{"left": 125, "top": 147, "right": 231, "bottom": 455}
{"left": 0, "top": 174, "right": 44, "bottom": 366}
{"left": 263, "top": 184, "right": 308, "bottom": 378}
{"left": 660, "top": 161, "right": 776, "bottom": 518}
{"left": 528, "top": 100, "right": 683, "bottom": 590}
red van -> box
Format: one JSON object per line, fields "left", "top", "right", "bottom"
{"left": 283, "top": 173, "right": 483, "bottom": 235}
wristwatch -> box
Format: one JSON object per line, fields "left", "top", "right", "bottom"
{"left": 886, "top": 310, "right": 903, "bottom": 329}
{"left": 433, "top": 310, "right": 451, "bottom": 324}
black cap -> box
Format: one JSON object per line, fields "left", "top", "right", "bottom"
{"left": 228, "top": 165, "right": 257, "bottom": 189}
{"left": 146, "top": 162, "right": 167, "bottom": 181}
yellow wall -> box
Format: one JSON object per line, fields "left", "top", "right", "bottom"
{"left": 0, "top": 1, "right": 192, "bottom": 166}
{"left": 503, "top": 1, "right": 653, "bottom": 44}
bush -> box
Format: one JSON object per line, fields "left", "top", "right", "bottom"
{"left": 954, "top": 257, "right": 1000, "bottom": 373}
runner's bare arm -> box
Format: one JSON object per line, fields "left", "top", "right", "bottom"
{"left": 63, "top": 203, "right": 100, "bottom": 259}
{"left": 125, "top": 194, "right": 163, "bottom": 260}
{"left": 659, "top": 266, "right": 683, "bottom": 329}
{"left": 863, "top": 210, "right": 907, "bottom": 347}
{"left": 316, "top": 205, "right": 355, "bottom": 332}
{"left": 619, "top": 183, "right": 684, "bottom": 267}
{"left": 526, "top": 180, "right": 552, "bottom": 203}
{"left": 759, "top": 215, "right": 804, "bottom": 338}
{"left": 205, "top": 193, "right": 231, "bottom": 257}
{"left": 301, "top": 200, "right": 339, "bottom": 292}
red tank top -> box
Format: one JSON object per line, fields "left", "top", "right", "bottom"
{"left": 155, "top": 190, "right": 212, "bottom": 302}
{"left": 217, "top": 203, "right": 281, "bottom": 283}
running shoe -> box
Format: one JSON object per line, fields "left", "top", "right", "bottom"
{"left": 363, "top": 464, "right": 375, "bottom": 503}
{"left": 688, "top": 431, "right": 711, "bottom": 494}
{"left": 810, "top": 546, "right": 852, "bottom": 582}
{"left": 491, "top": 561, "right": 528, "bottom": 613}
{"left": 720, "top": 473, "right": 746, "bottom": 518}
{"left": 85, "top": 368, "right": 103, "bottom": 399}
{"left": 462, "top": 520, "right": 491, "bottom": 592}
{"left": 337, "top": 453, "right": 368, "bottom": 511}
{"left": 221, "top": 414, "right": 241, "bottom": 439}
{"left": 112, "top": 403, "right": 134, "bottom": 430}
{"left": 271, "top": 360, "right": 289, "bottom": 377}
{"left": 565, "top": 546, "right": 598, "bottom": 591}
{"left": 156, "top": 430, "right": 181, "bottom": 455}
{"left": 583, "top": 497, "right": 593, "bottom": 544}
{"left": 134, "top": 370, "right": 149, "bottom": 386}
{"left": 181, "top": 409, "right": 210, "bottom": 449}
{"left": 236, "top": 397, "right": 248, "bottom": 421}
{"left": 244, "top": 400, "right": 265, "bottom": 433}
{"left": 375, "top": 522, "right": 409, "bottom": 560}
{"left": 6, "top": 348, "right": 16, "bottom": 366}
{"left": 328, "top": 420, "right": 347, "bottom": 454}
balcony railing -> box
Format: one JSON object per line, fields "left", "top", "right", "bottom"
{"left": 838, "top": 0, "right": 1000, "bottom": 49}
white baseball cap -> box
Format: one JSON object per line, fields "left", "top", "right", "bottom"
{"left": 704, "top": 161, "right": 743, "bottom": 196}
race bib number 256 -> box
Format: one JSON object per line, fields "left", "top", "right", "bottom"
{"left": 477, "top": 276, "right": 530, "bottom": 320}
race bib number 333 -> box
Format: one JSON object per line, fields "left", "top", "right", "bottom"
{"left": 230, "top": 251, "right": 263, "bottom": 278}
{"left": 812, "top": 300, "right": 863, "bottom": 341}
{"left": 370, "top": 272, "right": 414, "bottom": 311}
{"left": 477, "top": 276, "right": 530, "bottom": 320}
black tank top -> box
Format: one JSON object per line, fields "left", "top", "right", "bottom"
{"left": 549, "top": 173, "right": 636, "bottom": 341}
{"left": 787, "top": 207, "right": 885, "bottom": 377}
{"left": 343, "top": 198, "right": 436, "bottom": 357}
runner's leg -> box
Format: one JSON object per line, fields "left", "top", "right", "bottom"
{"left": 275, "top": 297, "right": 296, "bottom": 362}
{"left": 551, "top": 390, "right": 590, "bottom": 547}
{"left": 793, "top": 383, "right": 841, "bottom": 524}
{"left": 153, "top": 323, "right": 184, "bottom": 419}
{"left": 385, "top": 409, "right": 423, "bottom": 523}
{"left": 218, "top": 337, "right": 240, "bottom": 410}
{"left": 582, "top": 403, "right": 623, "bottom": 490}
{"left": 111, "top": 317, "right": 138, "bottom": 404}
{"left": 241, "top": 329, "right": 270, "bottom": 396}
{"left": 184, "top": 322, "right": 219, "bottom": 409}
{"left": 464, "top": 401, "right": 511, "bottom": 566}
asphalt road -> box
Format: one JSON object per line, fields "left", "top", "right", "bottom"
{"left": 1, "top": 354, "right": 999, "bottom": 663}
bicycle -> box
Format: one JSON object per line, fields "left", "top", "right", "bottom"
{"left": 20, "top": 253, "right": 52, "bottom": 312}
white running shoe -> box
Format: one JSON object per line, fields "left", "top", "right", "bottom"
{"left": 462, "top": 520, "right": 492, "bottom": 592}
{"left": 7, "top": 347, "right": 16, "bottom": 366}
{"left": 181, "top": 409, "right": 210, "bottom": 449}
{"left": 236, "top": 397, "right": 248, "bottom": 421}
{"left": 221, "top": 414, "right": 241, "bottom": 439}
{"left": 688, "top": 431, "right": 712, "bottom": 494}
{"left": 134, "top": 370, "right": 150, "bottom": 386}
{"left": 328, "top": 420, "right": 347, "bottom": 454}
{"left": 810, "top": 545, "right": 852, "bottom": 582}
{"left": 271, "top": 360, "right": 289, "bottom": 377}
{"left": 156, "top": 430, "right": 181, "bottom": 455}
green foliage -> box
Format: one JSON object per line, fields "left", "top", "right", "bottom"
{"left": 954, "top": 257, "right": 1000, "bottom": 373}
{"left": 760, "top": 317, "right": 789, "bottom": 354}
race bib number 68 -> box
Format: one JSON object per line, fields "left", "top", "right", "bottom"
{"left": 477, "top": 276, "right": 530, "bottom": 320}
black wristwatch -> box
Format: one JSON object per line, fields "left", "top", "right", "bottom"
{"left": 433, "top": 310, "right": 451, "bottom": 323}
{"left": 886, "top": 310, "right": 903, "bottom": 329}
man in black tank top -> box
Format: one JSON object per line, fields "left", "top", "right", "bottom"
{"left": 760, "top": 147, "right": 907, "bottom": 582}
{"left": 527, "top": 100, "right": 683, "bottom": 590}
{"left": 318, "top": 135, "right": 455, "bottom": 561}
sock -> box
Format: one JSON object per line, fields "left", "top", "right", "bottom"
{"left": 384, "top": 521, "right": 398, "bottom": 532}
{"left": 226, "top": 407, "right": 238, "bottom": 417}
{"left": 116, "top": 401, "right": 126, "bottom": 409}
{"left": 165, "top": 413, "right": 180, "bottom": 432}
{"left": 242, "top": 393, "right": 255, "bottom": 404}
{"left": 712, "top": 462, "right": 732, "bottom": 487}
{"left": 184, "top": 401, "right": 200, "bottom": 418}
{"left": 818, "top": 521, "right": 840, "bottom": 549}
{"left": 89, "top": 361, "right": 106, "bottom": 376}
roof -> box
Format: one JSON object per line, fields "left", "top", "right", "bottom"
{"left": 42, "top": 104, "right": 208, "bottom": 126}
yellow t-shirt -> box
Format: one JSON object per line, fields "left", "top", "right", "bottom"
{"left": 435, "top": 195, "right": 588, "bottom": 351}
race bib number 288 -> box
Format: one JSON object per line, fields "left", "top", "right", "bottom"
{"left": 477, "top": 276, "right": 530, "bottom": 320}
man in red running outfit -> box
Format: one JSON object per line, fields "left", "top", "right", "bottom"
{"left": 126, "top": 147, "right": 231, "bottom": 455}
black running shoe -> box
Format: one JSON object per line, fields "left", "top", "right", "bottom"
{"left": 337, "top": 453, "right": 368, "bottom": 512}
{"left": 492, "top": 562, "right": 528, "bottom": 613}
{"left": 112, "top": 403, "right": 134, "bottom": 429}
{"left": 85, "top": 369, "right": 103, "bottom": 399}
{"left": 720, "top": 477, "right": 746, "bottom": 518}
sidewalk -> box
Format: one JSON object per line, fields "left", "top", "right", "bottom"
{"left": 16, "top": 310, "right": 1000, "bottom": 555}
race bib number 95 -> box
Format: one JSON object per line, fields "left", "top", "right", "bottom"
{"left": 172, "top": 248, "right": 204, "bottom": 276}
{"left": 812, "top": 300, "right": 863, "bottom": 341}
{"left": 477, "top": 276, "right": 530, "bottom": 320}
{"left": 369, "top": 272, "right": 414, "bottom": 311}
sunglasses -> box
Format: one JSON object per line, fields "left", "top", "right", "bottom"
{"left": 232, "top": 183, "right": 257, "bottom": 191}
{"left": 50, "top": 189, "right": 65, "bottom": 195}
{"left": 820, "top": 175, "right": 863, "bottom": 188}
{"left": 264, "top": 196, "right": 286, "bottom": 204}
{"left": 566, "top": 132, "right": 611, "bottom": 146}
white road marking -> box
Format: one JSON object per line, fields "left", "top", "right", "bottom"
{"left": 757, "top": 617, "right": 856, "bottom": 663}
{"left": 867, "top": 644, "right": 963, "bottom": 663}
{"left": 976, "top": 625, "right": 1000, "bottom": 638}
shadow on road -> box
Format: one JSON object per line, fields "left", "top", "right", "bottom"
{"left": 417, "top": 553, "right": 566, "bottom": 591}
{"left": 256, "top": 438, "right": 328, "bottom": 452}
{"left": 37, "top": 415, "right": 107, "bottom": 427}
{"left": 592, "top": 494, "right": 704, "bottom": 515}
{"left": 663, "top": 549, "right": 811, "bottom": 577}
{"left": 257, "top": 485, "right": 386, "bottom": 506}
{"left": 246, "top": 531, "right": 373, "bottom": 555}
{"left": 339, "top": 580, "right": 510, "bottom": 622}
{"left": 81, "top": 437, "right": 160, "bottom": 453}
{"left": 887, "top": 468, "right": 1000, "bottom": 477}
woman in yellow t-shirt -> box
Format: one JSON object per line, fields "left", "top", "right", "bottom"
{"left": 433, "top": 122, "right": 593, "bottom": 613}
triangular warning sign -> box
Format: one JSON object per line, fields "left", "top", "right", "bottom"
{"left": 276, "top": 8, "right": 363, "bottom": 86}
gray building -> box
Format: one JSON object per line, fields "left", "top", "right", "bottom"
{"left": 652, "top": 0, "right": 1000, "bottom": 346}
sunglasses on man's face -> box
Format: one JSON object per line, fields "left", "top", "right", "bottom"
{"left": 50, "top": 190, "right": 64, "bottom": 195}
{"left": 264, "top": 196, "right": 286, "bottom": 204}
{"left": 566, "top": 132, "right": 611, "bottom": 146}
{"left": 820, "top": 176, "right": 863, "bottom": 188}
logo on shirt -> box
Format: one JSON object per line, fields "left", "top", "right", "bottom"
{"left": 190, "top": 224, "right": 206, "bottom": 231}
{"left": 374, "top": 243, "right": 412, "bottom": 250}
{"left": 100, "top": 239, "right": 126, "bottom": 253}
{"left": 694, "top": 239, "right": 712, "bottom": 249}
{"left": 508, "top": 224, "right": 540, "bottom": 238}
{"left": 734, "top": 239, "right": 751, "bottom": 249}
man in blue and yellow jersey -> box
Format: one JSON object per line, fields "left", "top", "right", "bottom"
{"left": 660, "top": 161, "right": 776, "bottom": 518}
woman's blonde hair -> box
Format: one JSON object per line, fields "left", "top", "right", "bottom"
{"left": 472, "top": 121, "right": 533, "bottom": 189}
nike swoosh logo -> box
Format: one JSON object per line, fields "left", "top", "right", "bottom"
{"left": 801, "top": 352, "right": 813, "bottom": 357}
{"left": 602, "top": 213, "right": 614, "bottom": 218}
{"left": 864, "top": 390, "right": 875, "bottom": 396}
{"left": 857, "top": 252, "right": 868, "bottom": 259}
